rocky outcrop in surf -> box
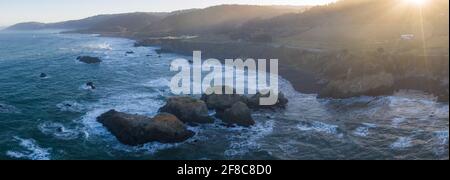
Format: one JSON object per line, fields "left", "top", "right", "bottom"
{"left": 201, "top": 86, "right": 248, "bottom": 111}
{"left": 247, "top": 91, "right": 289, "bottom": 109}
{"left": 318, "top": 72, "right": 449, "bottom": 102}
{"left": 77, "top": 56, "right": 102, "bottom": 64}
{"left": 158, "top": 96, "right": 213, "bottom": 124}
{"left": 221, "top": 102, "right": 255, "bottom": 127}
{"left": 135, "top": 39, "right": 449, "bottom": 102}
{"left": 97, "top": 110, "right": 195, "bottom": 146}
{"left": 202, "top": 86, "right": 289, "bottom": 110}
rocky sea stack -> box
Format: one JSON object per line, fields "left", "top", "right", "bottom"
{"left": 159, "top": 96, "right": 213, "bottom": 124}
{"left": 202, "top": 86, "right": 289, "bottom": 110}
{"left": 221, "top": 102, "right": 255, "bottom": 127}
{"left": 97, "top": 110, "right": 194, "bottom": 146}
{"left": 77, "top": 56, "right": 102, "bottom": 64}
{"left": 97, "top": 87, "right": 290, "bottom": 145}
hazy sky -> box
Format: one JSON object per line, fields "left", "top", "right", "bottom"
{"left": 0, "top": 0, "right": 336, "bottom": 26}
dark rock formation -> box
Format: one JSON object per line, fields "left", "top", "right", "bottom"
{"left": 221, "top": 102, "right": 255, "bottom": 127}
{"left": 97, "top": 110, "right": 194, "bottom": 146}
{"left": 201, "top": 86, "right": 248, "bottom": 111}
{"left": 318, "top": 71, "right": 450, "bottom": 103}
{"left": 247, "top": 91, "right": 289, "bottom": 109}
{"left": 77, "top": 56, "right": 102, "bottom": 64}
{"left": 394, "top": 76, "right": 449, "bottom": 103}
{"left": 159, "top": 96, "right": 213, "bottom": 124}
{"left": 86, "top": 82, "right": 96, "bottom": 90}
{"left": 155, "top": 48, "right": 173, "bottom": 54}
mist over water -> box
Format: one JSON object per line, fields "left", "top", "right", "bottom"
{"left": 0, "top": 31, "right": 448, "bottom": 160}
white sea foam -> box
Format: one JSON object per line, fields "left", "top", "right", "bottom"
{"left": 111, "top": 141, "right": 181, "bottom": 154}
{"left": 297, "top": 121, "right": 342, "bottom": 138}
{"left": 390, "top": 137, "right": 413, "bottom": 150}
{"left": 353, "top": 123, "right": 377, "bottom": 137}
{"left": 38, "top": 122, "right": 80, "bottom": 140}
{"left": 143, "top": 78, "right": 170, "bottom": 88}
{"left": 434, "top": 131, "right": 449, "bottom": 145}
{"left": 80, "top": 84, "right": 96, "bottom": 91}
{"left": 224, "top": 120, "right": 275, "bottom": 157}
{"left": 432, "top": 130, "right": 449, "bottom": 156}
{"left": 83, "top": 42, "right": 113, "bottom": 50}
{"left": 6, "top": 137, "right": 51, "bottom": 160}
{"left": 353, "top": 127, "right": 369, "bottom": 137}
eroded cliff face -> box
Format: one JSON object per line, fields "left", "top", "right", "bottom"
{"left": 136, "top": 39, "right": 449, "bottom": 101}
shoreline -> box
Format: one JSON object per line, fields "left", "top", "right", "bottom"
{"left": 87, "top": 32, "right": 326, "bottom": 95}
{"left": 55, "top": 31, "right": 450, "bottom": 102}
{"left": 136, "top": 38, "right": 450, "bottom": 102}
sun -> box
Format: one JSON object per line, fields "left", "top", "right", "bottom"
{"left": 405, "top": 0, "right": 427, "bottom": 6}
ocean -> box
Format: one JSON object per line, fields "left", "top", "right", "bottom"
{"left": 0, "top": 30, "right": 448, "bottom": 160}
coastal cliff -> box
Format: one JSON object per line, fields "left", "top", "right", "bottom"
{"left": 135, "top": 38, "right": 449, "bottom": 101}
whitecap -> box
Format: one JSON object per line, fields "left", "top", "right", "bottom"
{"left": 297, "top": 121, "right": 342, "bottom": 137}
{"left": 353, "top": 127, "right": 370, "bottom": 137}
{"left": 143, "top": 78, "right": 170, "bottom": 88}
{"left": 6, "top": 137, "right": 51, "bottom": 160}
{"left": 80, "top": 84, "right": 95, "bottom": 91}
{"left": 390, "top": 137, "right": 413, "bottom": 150}
{"left": 353, "top": 123, "right": 377, "bottom": 137}
{"left": 112, "top": 139, "right": 184, "bottom": 155}
{"left": 38, "top": 122, "right": 80, "bottom": 140}
{"left": 83, "top": 42, "right": 113, "bottom": 50}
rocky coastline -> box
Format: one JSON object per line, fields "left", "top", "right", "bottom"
{"left": 97, "top": 86, "right": 289, "bottom": 145}
{"left": 134, "top": 38, "right": 449, "bottom": 102}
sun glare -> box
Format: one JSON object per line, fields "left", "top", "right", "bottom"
{"left": 405, "top": 0, "right": 427, "bottom": 6}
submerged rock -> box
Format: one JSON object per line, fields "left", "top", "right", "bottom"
{"left": 247, "top": 91, "right": 289, "bottom": 109}
{"left": 97, "top": 110, "right": 194, "bottom": 146}
{"left": 155, "top": 48, "right": 172, "bottom": 54}
{"left": 86, "top": 82, "right": 96, "bottom": 90}
{"left": 77, "top": 56, "right": 102, "bottom": 64}
{"left": 159, "top": 96, "right": 213, "bottom": 124}
{"left": 221, "top": 102, "right": 255, "bottom": 127}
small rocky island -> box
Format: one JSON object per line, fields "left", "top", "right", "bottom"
{"left": 97, "top": 110, "right": 195, "bottom": 146}
{"left": 97, "top": 86, "right": 288, "bottom": 146}
{"left": 77, "top": 56, "right": 102, "bottom": 64}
